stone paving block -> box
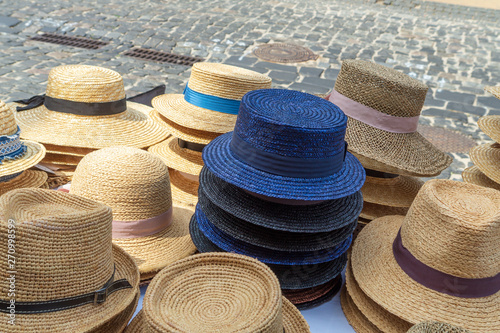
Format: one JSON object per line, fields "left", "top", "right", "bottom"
{"left": 299, "top": 67, "right": 323, "bottom": 77}
{"left": 487, "top": 109, "right": 500, "bottom": 116}
{"left": 254, "top": 62, "right": 298, "bottom": 73}
{"left": 446, "top": 102, "right": 486, "bottom": 117}
{"left": 477, "top": 96, "right": 500, "bottom": 109}
{"left": 224, "top": 55, "right": 258, "bottom": 66}
{"left": 435, "top": 90, "right": 476, "bottom": 105}
{"left": 301, "top": 77, "right": 335, "bottom": 89}
{"left": 323, "top": 68, "right": 340, "bottom": 80}
{"left": 421, "top": 108, "right": 467, "bottom": 123}
{"left": 0, "top": 16, "right": 21, "bottom": 27}
{"left": 268, "top": 70, "right": 298, "bottom": 83}
{"left": 288, "top": 82, "right": 330, "bottom": 95}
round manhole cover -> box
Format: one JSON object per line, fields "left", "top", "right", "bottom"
{"left": 418, "top": 125, "right": 477, "bottom": 153}
{"left": 253, "top": 43, "right": 319, "bottom": 63}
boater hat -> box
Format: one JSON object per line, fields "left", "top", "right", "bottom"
{"left": 328, "top": 59, "right": 452, "bottom": 177}
{"left": 126, "top": 253, "right": 310, "bottom": 333}
{"left": 408, "top": 321, "right": 473, "bottom": 333}
{"left": 462, "top": 165, "right": 500, "bottom": 191}
{"left": 469, "top": 143, "right": 500, "bottom": 184}
{"left": 14, "top": 65, "right": 168, "bottom": 149}
{"left": 70, "top": 147, "right": 196, "bottom": 281}
{"left": 0, "top": 188, "right": 139, "bottom": 332}
{"left": 203, "top": 89, "right": 365, "bottom": 201}
{"left": 351, "top": 179, "right": 500, "bottom": 332}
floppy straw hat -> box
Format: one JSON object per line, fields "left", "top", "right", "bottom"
{"left": 469, "top": 143, "right": 500, "bottom": 184}
{"left": 341, "top": 286, "right": 383, "bottom": 333}
{"left": 328, "top": 59, "right": 452, "bottom": 177}
{"left": 0, "top": 170, "right": 48, "bottom": 196}
{"left": 462, "top": 165, "right": 500, "bottom": 191}
{"left": 14, "top": 65, "right": 168, "bottom": 149}
{"left": 0, "top": 188, "right": 139, "bottom": 332}
{"left": 125, "top": 253, "right": 310, "bottom": 333}
{"left": 359, "top": 201, "right": 409, "bottom": 220}
{"left": 70, "top": 147, "right": 196, "bottom": 281}
{"left": 351, "top": 179, "right": 500, "bottom": 332}
{"left": 203, "top": 89, "right": 365, "bottom": 200}
{"left": 408, "top": 321, "right": 473, "bottom": 333}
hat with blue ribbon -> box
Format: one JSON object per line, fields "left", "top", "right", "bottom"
{"left": 202, "top": 89, "right": 365, "bottom": 201}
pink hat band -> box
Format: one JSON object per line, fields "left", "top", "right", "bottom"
{"left": 112, "top": 207, "right": 173, "bottom": 239}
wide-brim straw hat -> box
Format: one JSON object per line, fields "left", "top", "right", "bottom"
{"left": 0, "top": 139, "right": 45, "bottom": 177}
{"left": 148, "top": 136, "right": 203, "bottom": 175}
{"left": 284, "top": 275, "right": 342, "bottom": 310}
{"left": 351, "top": 180, "right": 500, "bottom": 332}
{"left": 469, "top": 143, "right": 500, "bottom": 184}
{"left": 477, "top": 86, "right": 500, "bottom": 142}
{"left": 331, "top": 59, "right": 452, "bottom": 177}
{"left": 359, "top": 201, "right": 409, "bottom": 220}
{"left": 0, "top": 188, "right": 140, "bottom": 332}
{"left": 199, "top": 166, "right": 363, "bottom": 232}
{"left": 70, "top": 147, "right": 196, "bottom": 281}
{"left": 169, "top": 169, "right": 199, "bottom": 209}
{"left": 340, "top": 286, "right": 384, "bottom": 333}
{"left": 125, "top": 253, "right": 310, "bottom": 333}
{"left": 362, "top": 174, "right": 423, "bottom": 207}
{"left": 0, "top": 170, "right": 48, "bottom": 196}
{"left": 407, "top": 321, "right": 473, "bottom": 333}
{"left": 43, "top": 143, "right": 96, "bottom": 156}
{"left": 462, "top": 165, "right": 500, "bottom": 191}
{"left": 14, "top": 65, "right": 168, "bottom": 149}
{"left": 42, "top": 152, "right": 83, "bottom": 166}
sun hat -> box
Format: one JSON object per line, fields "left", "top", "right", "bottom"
{"left": 148, "top": 136, "right": 203, "bottom": 175}
{"left": 42, "top": 152, "right": 82, "bottom": 166}
{"left": 125, "top": 253, "right": 310, "bottom": 333}
{"left": 351, "top": 179, "right": 500, "bottom": 332}
{"left": 169, "top": 169, "right": 199, "bottom": 208}
{"left": 14, "top": 65, "right": 168, "bottom": 149}
{"left": 283, "top": 275, "right": 342, "bottom": 310}
{"left": 340, "top": 286, "right": 383, "bottom": 333}
{"left": 408, "top": 321, "right": 474, "bottom": 333}
{"left": 359, "top": 201, "right": 409, "bottom": 220}
{"left": 353, "top": 217, "right": 370, "bottom": 239}
{"left": 0, "top": 188, "right": 139, "bottom": 332}
{"left": 70, "top": 147, "right": 196, "bottom": 281}
{"left": 477, "top": 86, "right": 500, "bottom": 142}
{"left": 203, "top": 89, "right": 365, "bottom": 200}
{"left": 0, "top": 101, "right": 45, "bottom": 177}
{"left": 199, "top": 166, "right": 363, "bottom": 232}
{"left": 328, "top": 59, "right": 452, "bottom": 177}
{"left": 0, "top": 170, "right": 48, "bottom": 196}
{"left": 462, "top": 165, "right": 500, "bottom": 191}
{"left": 469, "top": 143, "right": 500, "bottom": 184}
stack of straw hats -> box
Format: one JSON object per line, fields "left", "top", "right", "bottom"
{"left": 148, "top": 62, "right": 272, "bottom": 208}
{"left": 342, "top": 179, "right": 499, "bottom": 333}
{"left": 463, "top": 86, "right": 500, "bottom": 190}
{"left": 12, "top": 65, "right": 168, "bottom": 176}
{"left": 126, "top": 253, "right": 310, "bottom": 332}
{"left": 70, "top": 147, "right": 196, "bottom": 282}
{"left": 0, "top": 100, "right": 47, "bottom": 195}
{"left": 190, "top": 89, "right": 365, "bottom": 309}
{"left": 0, "top": 188, "right": 140, "bottom": 332}
{"left": 326, "top": 60, "right": 452, "bottom": 230}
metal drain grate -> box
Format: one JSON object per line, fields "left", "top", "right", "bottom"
{"left": 123, "top": 48, "right": 204, "bottom": 66}
{"left": 254, "top": 43, "right": 319, "bottom": 63}
{"left": 29, "top": 33, "right": 109, "bottom": 49}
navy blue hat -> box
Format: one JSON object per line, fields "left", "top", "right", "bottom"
{"left": 202, "top": 89, "right": 365, "bottom": 200}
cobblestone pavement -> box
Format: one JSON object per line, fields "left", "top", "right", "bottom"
{"left": 1, "top": 0, "right": 499, "bottom": 180}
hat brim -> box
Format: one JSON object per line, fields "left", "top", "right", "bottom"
{"left": 153, "top": 94, "right": 237, "bottom": 133}
{"left": 0, "top": 244, "right": 139, "bottom": 332}
{"left": 0, "top": 141, "right": 45, "bottom": 177}
{"left": 362, "top": 175, "right": 423, "bottom": 208}
{"left": 346, "top": 118, "right": 452, "bottom": 177}
{"left": 169, "top": 169, "right": 199, "bottom": 209}
{"left": 42, "top": 143, "right": 96, "bottom": 156}
{"left": 14, "top": 101, "right": 168, "bottom": 149}
{"left": 199, "top": 167, "right": 363, "bottom": 232}
{"left": 43, "top": 152, "right": 83, "bottom": 165}
{"left": 478, "top": 116, "right": 500, "bottom": 143}
{"left": 359, "top": 201, "right": 409, "bottom": 221}
{"left": 126, "top": 296, "right": 310, "bottom": 333}
{"left": 351, "top": 215, "right": 500, "bottom": 331}
{"left": 96, "top": 289, "right": 140, "bottom": 333}
{"left": 0, "top": 170, "right": 48, "bottom": 196}
{"left": 148, "top": 136, "right": 203, "bottom": 175}
{"left": 203, "top": 132, "right": 366, "bottom": 201}
{"left": 470, "top": 143, "right": 500, "bottom": 184}
{"left": 340, "top": 286, "right": 384, "bottom": 333}
{"left": 112, "top": 205, "right": 196, "bottom": 281}
{"left": 462, "top": 165, "right": 500, "bottom": 191}
{"left": 285, "top": 275, "right": 342, "bottom": 309}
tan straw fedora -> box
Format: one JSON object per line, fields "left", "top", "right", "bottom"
{"left": 70, "top": 147, "right": 196, "bottom": 281}
{"left": 340, "top": 286, "right": 383, "bottom": 333}
{"left": 351, "top": 179, "right": 500, "bottom": 332}
{"left": 408, "top": 321, "right": 474, "bottom": 333}
{"left": 469, "top": 143, "right": 500, "bottom": 184}
{"left": 14, "top": 65, "right": 168, "bottom": 149}
{"left": 0, "top": 188, "right": 139, "bottom": 332}
{"left": 462, "top": 165, "right": 500, "bottom": 191}
{"left": 125, "top": 253, "right": 310, "bottom": 333}
{"left": 359, "top": 201, "right": 409, "bottom": 221}
{"left": 328, "top": 59, "right": 452, "bottom": 177}
{"left": 0, "top": 170, "right": 48, "bottom": 196}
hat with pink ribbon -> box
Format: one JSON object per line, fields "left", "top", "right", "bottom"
{"left": 70, "top": 146, "right": 196, "bottom": 281}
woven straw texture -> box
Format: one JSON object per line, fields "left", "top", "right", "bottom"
{"left": 352, "top": 151, "right": 431, "bottom": 177}
{"left": 0, "top": 100, "right": 18, "bottom": 135}
{"left": 362, "top": 175, "right": 424, "bottom": 207}
{"left": 469, "top": 143, "right": 500, "bottom": 184}
{"left": 169, "top": 169, "right": 199, "bottom": 208}
{"left": 485, "top": 86, "right": 500, "bottom": 99}
{"left": 462, "top": 165, "right": 500, "bottom": 191}
{"left": 44, "top": 143, "right": 96, "bottom": 157}
{"left": 0, "top": 140, "right": 46, "bottom": 177}
{"left": 70, "top": 147, "right": 196, "bottom": 280}
{"left": 0, "top": 188, "right": 139, "bottom": 332}
{"left": 359, "top": 201, "right": 409, "bottom": 221}
{"left": 148, "top": 136, "right": 203, "bottom": 175}
{"left": 408, "top": 321, "right": 473, "bottom": 333}
{"left": 0, "top": 170, "right": 48, "bottom": 196}
{"left": 14, "top": 65, "right": 168, "bottom": 149}
{"left": 43, "top": 152, "right": 83, "bottom": 165}
{"left": 129, "top": 253, "right": 309, "bottom": 333}
{"left": 283, "top": 275, "right": 341, "bottom": 304}
{"left": 351, "top": 180, "right": 500, "bottom": 332}
{"left": 95, "top": 290, "right": 140, "bottom": 333}
{"left": 340, "top": 286, "right": 383, "bottom": 333}
{"left": 478, "top": 116, "right": 500, "bottom": 144}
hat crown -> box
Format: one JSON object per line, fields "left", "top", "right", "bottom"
{"left": 187, "top": 62, "right": 272, "bottom": 100}
{"left": 334, "top": 59, "right": 428, "bottom": 118}
{"left": 46, "top": 65, "right": 126, "bottom": 104}
{"left": 0, "top": 101, "right": 17, "bottom": 136}
{"left": 0, "top": 188, "right": 114, "bottom": 302}
{"left": 234, "top": 89, "right": 347, "bottom": 159}
{"left": 71, "top": 147, "right": 172, "bottom": 221}
{"left": 402, "top": 179, "right": 500, "bottom": 279}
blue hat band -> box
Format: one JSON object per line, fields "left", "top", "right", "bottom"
{"left": 0, "top": 127, "right": 27, "bottom": 164}
{"left": 0, "top": 172, "right": 22, "bottom": 183}
{"left": 230, "top": 132, "right": 347, "bottom": 178}
{"left": 183, "top": 85, "right": 241, "bottom": 115}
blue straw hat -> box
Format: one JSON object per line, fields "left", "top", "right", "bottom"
{"left": 202, "top": 89, "right": 365, "bottom": 200}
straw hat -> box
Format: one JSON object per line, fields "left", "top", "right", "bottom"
{"left": 125, "top": 253, "right": 310, "bottom": 333}
{"left": 340, "top": 286, "right": 384, "bottom": 333}
{"left": 14, "top": 65, "right": 168, "bottom": 149}
{"left": 0, "top": 101, "right": 45, "bottom": 177}
{"left": 469, "top": 143, "right": 500, "bottom": 184}
{"left": 0, "top": 170, "right": 48, "bottom": 196}
{"left": 408, "top": 321, "right": 474, "bottom": 333}
{"left": 70, "top": 147, "right": 196, "bottom": 281}
{"left": 477, "top": 86, "right": 500, "bottom": 142}
{"left": 351, "top": 180, "right": 500, "bottom": 332}
{"left": 0, "top": 188, "right": 139, "bottom": 332}
{"left": 42, "top": 152, "right": 83, "bottom": 166}
{"left": 359, "top": 201, "right": 409, "bottom": 220}
{"left": 153, "top": 62, "right": 272, "bottom": 134}
{"left": 362, "top": 174, "right": 424, "bottom": 208}
{"left": 283, "top": 275, "right": 342, "bottom": 310}
{"left": 329, "top": 59, "right": 452, "bottom": 177}
{"left": 462, "top": 165, "right": 500, "bottom": 191}
{"left": 44, "top": 143, "right": 94, "bottom": 157}
{"left": 169, "top": 169, "right": 199, "bottom": 209}
{"left": 148, "top": 136, "right": 203, "bottom": 175}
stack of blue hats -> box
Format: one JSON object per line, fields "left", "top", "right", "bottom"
{"left": 190, "top": 89, "right": 366, "bottom": 309}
